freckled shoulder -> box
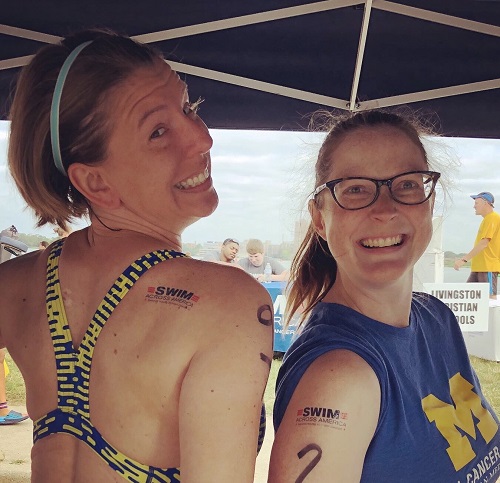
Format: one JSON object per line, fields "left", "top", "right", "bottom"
{"left": 133, "top": 255, "right": 272, "bottom": 313}
{"left": 0, "top": 250, "right": 47, "bottom": 345}
{"left": 149, "top": 256, "right": 267, "bottom": 291}
{"left": 0, "top": 249, "right": 46, "bottom": 295}
{"left": 270, "top": 350, "right": 380, "bottom": 482}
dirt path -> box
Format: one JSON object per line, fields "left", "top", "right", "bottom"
{"left": 0, "top": 405, "right": 31, "bottom": 482}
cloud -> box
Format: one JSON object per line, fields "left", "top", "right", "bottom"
{"left": 1, "top": 119, "right": 500, "bottom": 253}
{"left": 0, "top": 124, "right": 7, "bottom": 142}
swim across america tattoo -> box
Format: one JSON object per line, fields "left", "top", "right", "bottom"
{"left": 144, "top": 285, "right": 200, "bottom": 310}
{"left": 296, "top": 443, "right": 322, "bottom": 483}
{"left": 257, "top": 304, "right": 273, "bottom": 326}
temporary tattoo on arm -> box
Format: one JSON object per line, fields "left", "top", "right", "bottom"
{"left": 295, "top": 406, "right": 349, "bottom": 430}
{"left": 260, "top": 352, "right": 272, "bottom": 368}
{"left": 296, "top": 443, "right": 322, "bottom": 483}
{"left": 257, "top": 304, "right": 272, "bottom": 326}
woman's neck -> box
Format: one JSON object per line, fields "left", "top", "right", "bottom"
{"left": 324, "top": 273, "right": 413, "bottom": 328}
{"left": 86, "top": 212, "right": 183, "bottom": 252}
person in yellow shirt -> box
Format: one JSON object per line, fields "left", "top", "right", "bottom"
{"left": 454, "top": 191, "right": 500, "bottom": 299}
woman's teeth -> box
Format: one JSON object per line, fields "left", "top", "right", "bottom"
{"left": 176, "top": 169, "right": 209, "bottom": 189}
{"left": 361, "top": 235, "right": 403, "bottom": 248}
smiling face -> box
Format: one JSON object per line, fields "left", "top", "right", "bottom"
{"left": 310, "top": 125, "right": 434, "bottom": 290}
{"left": 98, "top": 60, "right": 218, "bottom": 233}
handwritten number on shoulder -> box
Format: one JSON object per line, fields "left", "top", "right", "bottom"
{"left": 260, "top": 352, "right": 272, "bottom": 368}
{"left": 257, "top": 304, "right": 273, "bottom": 326}
{"left": 295, "top": 443, "right": 323, "bottom": 483}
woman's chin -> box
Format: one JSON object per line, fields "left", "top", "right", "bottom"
{"left": 201, "top": 191, "right": 219, "bottom": 217}
{"left": 187, "top": 193, "right": 219, "bottom": 222}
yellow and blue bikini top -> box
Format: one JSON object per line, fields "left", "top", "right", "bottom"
{"left": 33, "top": 239, "right": 186, "bottom": 483}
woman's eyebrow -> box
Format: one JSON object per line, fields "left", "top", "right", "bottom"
{"left": 137, "top": 79, "right": 188, "bottom": 129}
{"left": 137, "top": 105, "right": 168, "bottom": 129}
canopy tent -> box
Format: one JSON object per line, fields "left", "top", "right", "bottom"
{"left": 1, "top": 0, "right": 500, "bottom": 137}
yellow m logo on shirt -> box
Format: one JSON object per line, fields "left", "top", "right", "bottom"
{"left": 422, "top": 373, "right": 498, "bottom": 471}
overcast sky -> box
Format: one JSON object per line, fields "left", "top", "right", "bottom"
{"left": 1, "top": 120, "right": 500, "bottom": 253}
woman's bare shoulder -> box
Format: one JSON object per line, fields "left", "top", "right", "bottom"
{"left": 0, "top": 249, "right": 46, "bottom": 285}
{"left": 306, "top": 349, "right": 379, "bottom": 386}
{"left": 137, "top": 256, "right": 273, "bottom": 331}
{"left": 152, "top": 256, "right": 271, "bottom": 300}
{"left": 270, "top": 350, "right": 380, "bottom": 483}
{"left": 292, "top": 349, "right": 381, "bottom": 413}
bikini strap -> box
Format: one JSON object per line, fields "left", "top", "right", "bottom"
{"left": 45, "top": 243, "right": 186, "bottom": 416}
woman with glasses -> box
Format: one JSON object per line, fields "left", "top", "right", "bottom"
{"left": 268, "top": 110, "right": 500, "bottom": 482}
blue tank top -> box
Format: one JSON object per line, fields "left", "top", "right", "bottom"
{"left": 33, "top": 239, "right": 185, "bottom": 482}
{"left": 274, "top": 294, "right": 500, "bottom": 482}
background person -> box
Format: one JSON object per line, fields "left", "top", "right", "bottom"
{"left": 0, "top": 29, "right": 272, "bottom": 483}
{"left": 0, "top": 225, "right": 18, "bottom": 239}
{"left": 0, "top": 224, "right": 29, "bottom": 424}
{"left": 238, "top": 239, "right": 289, "bottom": 282}
{"left": 0, "top": 348, "right": 29, "bottom": 425}
{"left": 38, "top": 241, "right": 48, "bottom": 250}
{"left": 0, "top": 225, "right": 22, "bottom": 263}
{"left": 53, "top": 226, "right": 71, "bottom": 238}
{"left": 203, "top": 237, "right": 241, "bottom": 265}
{"left": 454, "top": 191, "right": 500, "bottom": 299}
{"left": 268, "top": 110, "right": 500, "bottom": 482}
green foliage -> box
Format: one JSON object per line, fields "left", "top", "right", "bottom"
{"left": 470, "top": 355, "right": 500, "bottom": 414}
{"left": 4, "top": 353, "right": 26, "bottom": 404}
{"left": 443, "top": 251, "right": 470, "bottom": 267}
{"left": 444, "top": 251, "right": 466, "bottom": 259}
{"left": 182, "top": 242, "right": 204, "bottom": 257}
{"left": 15, "top": 233, "right": 54, "bottom": 249}
{"left": 264, "top": 359, "right": 282, "bottom": 415}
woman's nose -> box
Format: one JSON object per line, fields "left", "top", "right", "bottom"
{"left": 192, "top": 117, "right": 213, "bottom": 154}
{"left": 371, "top": 186, "right": 398, "bottom": 217}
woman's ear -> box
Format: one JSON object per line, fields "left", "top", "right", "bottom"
{"left": 68, "top": 163, "right": 120, "bottom": 209}
{"left": 309, "top": 199, "right": 327, "bottom": 240}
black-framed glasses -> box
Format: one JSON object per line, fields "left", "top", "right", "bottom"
{"left": 312, "top": 170, "right": 441, "bottom": 210}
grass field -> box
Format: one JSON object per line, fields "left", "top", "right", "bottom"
{"left": 5, "top": 352, "right": 500, "bottom": 417}
{"left": 469, "top": 355, "right": 500, "bottom": 414}
{"left": 4, "top": 352, "right": 26, "bottom": 404}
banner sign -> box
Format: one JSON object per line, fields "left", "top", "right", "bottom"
{"left": 264, "top": 281, "right": 298, "bottom": 352}
{"left": 422, "top": 283, "right": 490, "bottom": 332}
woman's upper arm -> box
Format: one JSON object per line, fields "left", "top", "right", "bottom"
{"left": 178, "top": 277, "right": 273, "bottom": 483}
{"left": 268, "top": 349, "right": 381, "bottom": 483}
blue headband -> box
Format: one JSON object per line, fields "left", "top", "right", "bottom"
{"left": 50, "top": 40, "right": 93, "bottom": 176}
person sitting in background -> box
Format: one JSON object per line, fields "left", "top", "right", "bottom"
{"left": 268, "top": 110, "right": 500, "bottom": 482}
{"left": 238, "top": 239, "right": 289, "bottom": 282}
{"left": 0, "top": 224, "right": 28, "bottom": 264}
{"left": 0, "top": 225, "right": 18, "bottom": 239}
{"left": 53, "top": 226, "right": 71, "bottom": 238}
{"left": 203, "top": 237, "right": 241, "bottom": 265}
{"left": 38, "top": 241, "right": 48, "bottom": 250}
{"left": 0, "top": 28, "right": 272, "bottom": 482}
